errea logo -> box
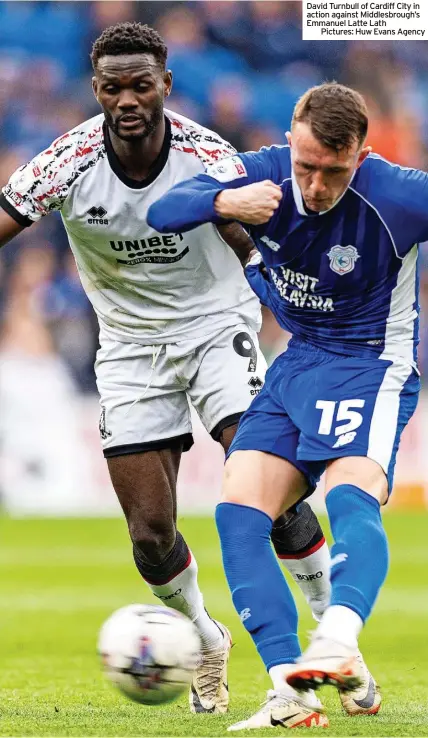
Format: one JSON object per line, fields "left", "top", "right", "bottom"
{"left": 87, "top": 206, "right": 108, "bottom": 225}
{"left": 248, "top": 376, "right": 263, "bottom": 395}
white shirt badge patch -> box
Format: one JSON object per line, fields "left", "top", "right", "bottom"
{"left": 206, "top": 156, "right": 248, "bottom": 182}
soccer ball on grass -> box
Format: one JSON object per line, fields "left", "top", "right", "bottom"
{"left": 98, "top": 604, "right": 201, "bottom": 705}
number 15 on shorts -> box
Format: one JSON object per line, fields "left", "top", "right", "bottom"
{"left": 316, "top": 399, "right": 366, "bottom": 437}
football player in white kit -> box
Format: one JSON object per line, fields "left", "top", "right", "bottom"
{"left": 0, "top": 23, "right": 335, "bottom": 714}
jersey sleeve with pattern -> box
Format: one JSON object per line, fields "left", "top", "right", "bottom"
{"left": 166, "top": 107, "right": 237, "bottom": 164}
{"left": 147, "top": 145, "right": 290, "bottom": 233}
{"left": 0, "top": 116, "right": 105, "bottom": 226}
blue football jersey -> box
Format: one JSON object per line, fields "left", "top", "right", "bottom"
{"left": 147, "top": 147, "right": 428, "bottom": 366}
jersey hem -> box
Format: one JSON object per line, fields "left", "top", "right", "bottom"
{"left": 297, "top": 449, "right": 387, "bottom": 471}
{"left": 103, "top": 433, "right": 194, "bottom": 457}
{"left": 97, "top": 308, "right": 261, "bottom": 346}
{"left": 210, "top": 411, "right": 244, "bottom": 441}
{"left": 226, "top": 443, "right": 319, "bottom": 494}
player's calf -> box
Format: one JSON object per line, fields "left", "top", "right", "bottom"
{"left": 108, "top": 450, "right": 224, "bottom": 653}
{"left": 133, "top": 530, "right": 223, "bottom": 651}
{"left": 134, "top": 526, "right": 233, "bottom": 713}
{"left": 287, "top": 480, "right": 388, "bottom": 698}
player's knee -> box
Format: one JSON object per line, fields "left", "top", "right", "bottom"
{"left": 326, "top": 456, "right": 388, "bottom": 505}
{"left": 271, "top": 502, "right": 324, "bottom": 556}
{"left": 130, "top": 518, "right": 176, "bottom": 565}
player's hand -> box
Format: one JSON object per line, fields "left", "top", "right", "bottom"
{"left": 214, "top": 181, "right": 282, "bottom": 225}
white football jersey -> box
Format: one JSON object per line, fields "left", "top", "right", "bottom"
{"left": 1, "top": 109, "right": 260, "bottom": 343}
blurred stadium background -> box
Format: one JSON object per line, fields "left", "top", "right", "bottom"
{"left": 1, "top": 5, "right": 428, "bottom": 736}
{"left": 0, "top": 0, "right": 428, "bottom": 515}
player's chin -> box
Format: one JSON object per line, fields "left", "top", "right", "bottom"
{"left": 116, "top": 122, "right": 148, "bottom": 141}
{"left": 306, "top": 200, "right": 330, "bottom": 212}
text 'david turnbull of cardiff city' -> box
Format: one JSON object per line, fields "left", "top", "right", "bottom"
{"left": 303, "top": 2, "right": 427, "bottom": 40}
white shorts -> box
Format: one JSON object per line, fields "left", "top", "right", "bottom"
{"left": 95, "top": 323, "right": 267, "bottom": 457}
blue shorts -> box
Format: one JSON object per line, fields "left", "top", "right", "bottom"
{"left": 228, "top": 338, "right": 420, "bottom": 495}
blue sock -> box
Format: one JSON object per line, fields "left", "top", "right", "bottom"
{"left": 326, "top": 485, "right": 389, "bottom": 622}
{"left": 215, "top": 502, "right": 301, "bottom": 670}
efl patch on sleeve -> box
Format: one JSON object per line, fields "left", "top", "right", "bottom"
{"left": 205, "top": 156, "right": 248, "bottom": 183}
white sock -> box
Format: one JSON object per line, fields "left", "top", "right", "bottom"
{"left": 147, "top": 552, "right": 223, "bottom": 651}
{"left": 279, "top": 540, "right": 331, "bottom": 621}
{"left": 316, "top": 605, "right": 363, "bottom": 650}
{"left": 269, "top": 665, "right": 321, "bottom": 708}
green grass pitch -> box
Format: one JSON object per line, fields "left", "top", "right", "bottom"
{"left": 0, "top": 512, "right": 427, "bottom": 736}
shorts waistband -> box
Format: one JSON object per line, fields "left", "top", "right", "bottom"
{"left": 286, "top": 336, "right": 337, "bottom": 363}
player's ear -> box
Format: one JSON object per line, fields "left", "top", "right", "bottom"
{"left": 356, "top": 145, "right": 372, "bottom": 169}
{"left": 92, "top": 76, "right": 100, "bottom": 103}
{"left": 164, "top": 70, "right": 173, "bottom": 98}
{"left": 285, "top": 131, "right": 292, "bottom": 147}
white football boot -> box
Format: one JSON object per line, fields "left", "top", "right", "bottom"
{"left": 189, "top": 621, "right": 232, "bottom": 714}
{"left": 286, "top": 636, "right": 363, "bottom": 693}
{"left": 339, "top": 650, "right": 381, "bottom": 715}
{"left": 228, "top": 690, "right": 329, "bottom": 731}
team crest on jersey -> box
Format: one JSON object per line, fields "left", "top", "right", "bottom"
{"left": 327, "top": 245, "right": 360, "bottom": 275}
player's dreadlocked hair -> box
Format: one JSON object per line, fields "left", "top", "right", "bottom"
{"left": 91, "top": 22, "right": 168, "bottom": 71}
{"left": 292, "top": 82, "right": 368, "bottom": 151}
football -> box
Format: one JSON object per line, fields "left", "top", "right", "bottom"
{"left": 98, "top": 604, "right": 201, "bottom": 705}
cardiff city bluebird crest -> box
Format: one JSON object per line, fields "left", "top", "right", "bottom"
{"left": 327, "top": 245, "right": 360, "bottom": 275}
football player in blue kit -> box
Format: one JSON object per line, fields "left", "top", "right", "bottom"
{"left": 147, "top": 83, "right": 424, "bottom": 729}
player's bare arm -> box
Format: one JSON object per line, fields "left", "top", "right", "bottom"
{"left": 215, "top": 180, "right": 282, "bottom": 225}
{"left": 0, "top": 208, "right": 26, "bottom": 248}
{"left": 217, "top": 222, "right": 256, "bottom": 266}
